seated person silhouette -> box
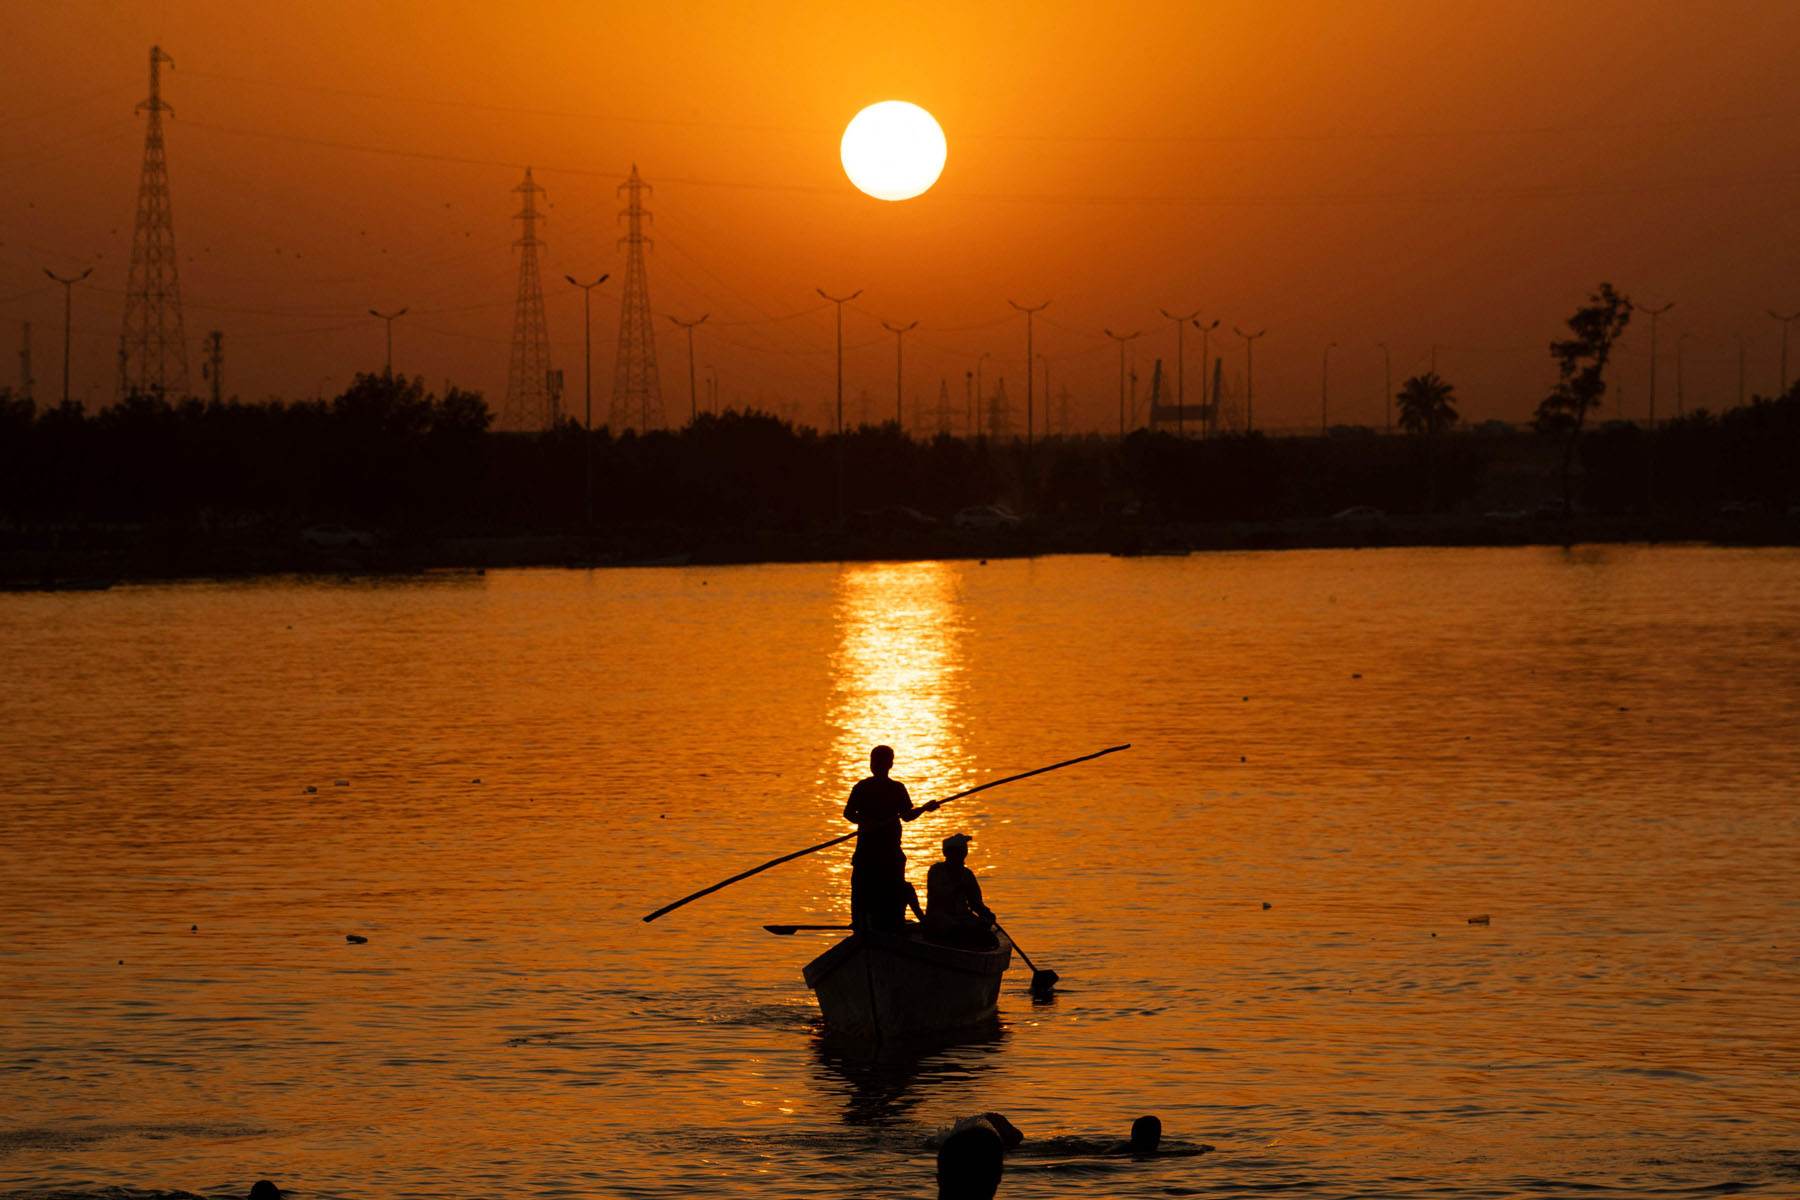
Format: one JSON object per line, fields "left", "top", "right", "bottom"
{"left": 925, "top": 833, "right": 998, "bottom": 948}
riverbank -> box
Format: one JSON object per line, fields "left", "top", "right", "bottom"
{"left": 4, "top": 509, "right": 1796, "bottom": 586}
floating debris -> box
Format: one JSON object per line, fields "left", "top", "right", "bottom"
{"left": 333, "top": 779, "right": 349, "bottom": 788}
{"left": 1261, "top": 901, "right": 1272, "bottom": 910}
{"left": 346, "top": 934, "right": 368, "bottom": 944}
{"left": 190, "top": 924, "right": 197, "bottom": 932}
{"left": 1352, "top": 673, "right": 1362, "bottom": 679}
{"left": 470, "top": 777, "right": 482, "bottom": 784}
{"left": 1468, "top": 915, "right": 1491, "bottom": 925}
{"left": 302, "top": 785, "right": 317, "bottom": 794}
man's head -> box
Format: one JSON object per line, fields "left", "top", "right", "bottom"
{"left": 942, "top": 833, "right": 971, "bottom": 863}
{"left": 248, "top": 1183, "right": 283, "bottom": 1200}
{"left": 937, "top": 1124, "right": 1004, "bottom": 1200}
{"left": 870, "top": 745, "right": 895, "bottom": 777}
{"left": 1129, "top": 1114, "right": 1162, "bottom": 1153}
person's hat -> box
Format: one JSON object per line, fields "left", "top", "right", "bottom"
{"left": 943, "top": 833, "right": 972, "bottom": 854}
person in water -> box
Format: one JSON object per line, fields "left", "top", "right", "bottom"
{"left": 936, "top": 1120, "right": 1006, "bottom": 1200}
{"left": 926, "top": 833, "right": 996, "bottom": 946}
{"left": 843, "top": 745, "right": 936, "bottom": 932}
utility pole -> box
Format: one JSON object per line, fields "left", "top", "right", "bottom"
{"left": 369, "top": 307, "right": 407, "bottom": 377}
{"left": 202, "top": 330, "right": 222, "bottom": 404}
{"left": 817, "top": 287, "right": 862, "bottom": 524}
{"left": 1738, "top": 335, "right": 1747, "bottom": 407}
{"left": 975, "top": 352, "right": 990, "bottom": 438}
{"left": 1321, "top": 342, "right": 1336, "bottom": 434}
{"left": 1637, "top": 301, "right": 1672, "bottom": 427}
{"left": 1160, "top": 308, "right": 1201, "bottom": 437}
{"left": 1377, "top": 341, "right": 1392, "bottom": 433}
{"left": 119, "top": 45, "right": 188, "bottom": 399}
{"left": 16, "top": 321, "right": 30, "bottom": 402}
{"left": 668, "top": 313, "right": 708, "bottom": 424}
{"left": 1104, "top": 329, "right": 1139, "bottom": 438}
{"left": 964, "top": 370, "right": 974, "bottom": 437}
{"left": 44, "top": 267, "right": 92, "bottom": 407}
{"left": 706, "top": 364, "right": 718, "bottom": 414}
{"left": 1234, "top": 326, "right": 1266, "bottom": 433}
{"left": 882, "top": 319, "right": 917, "bottom": 429}
{"left": 1770, "top": 310, "right": 1799, "bottom": 395}
{"left": 1676, "top": 333, "right": 1686, "bottom": 418}
{"left": 565, "top": 273, "right": 609, "bottom": 531}
{"left": 1009, "top": 300, "right": 1049, "bottom": 455}
{"left": 1036, "top": 354, "right": 1050, "bottom": 436}
{"left": 1193, "top": 317, "right": 1220, "bottom": 437}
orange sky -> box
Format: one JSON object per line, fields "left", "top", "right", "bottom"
{"left": 4, "top": 0, "right": 1798, "bottom": 432}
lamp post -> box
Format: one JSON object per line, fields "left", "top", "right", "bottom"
{"left": 564, "top": 273, "right": 609, "bottom": 531}
{"left": 1637, "top": 301, "right": 1673, "bottom": 427}
{"left": 1160, "top": 308, "right": 1201, "bottom": 437}
{"left": 975, "top": 351, "right": 991, "bottom": 439}
{"left": 1036, "top": 353, "right": 1050, "bottom": 436}
{"left": 43, "top": 266, "right": 92, "bottom": 407}
{"left": 1234, "top": 327, "right": 1266, "bottom": 433}
{"left": 1009, "top": 300, "right": 1050, "bottom": 454}
{"left": 882, "top": 319, "right": 917, "bottom": 430}
{"left": 368, "top": 307, "right": 408, "bottom": 376}
{"left": 705, "top": 364, "right": 718, "bottom": 414}
{"left": 1376, "top": 341, "right": 1392, "bottom": 433}
{"left": 668, "top": 313, "right": 709, "bottom": 424}
{"left": 817, "top": 287, "right": 862, "bottom": 524}
{"left": 1105, "top": 329, "right": 1139, "bottom": 438}
{"left": 1321, "top": 342, "right": 1336, "bottom": 435}
{"left": 1193, "top": 317, "right": 1220, "bottom": 437}
{"left": 1770, "top": 309, "right": 1799, "bottom": 396}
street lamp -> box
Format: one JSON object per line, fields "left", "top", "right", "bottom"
{"left": 43, "top": 266, "right": 92, "bottom": 407}
{"left": 818, "top": 287, "right": 863, "bottom": 524}
{"left": 1104, "top": 329, "right": 1139, "bottom": 438}
{"left": 565, "top": 273, "right": 610, "bottom": 531}
{"left": 1234, "top": 327, "right": 1266, "bottom": 433}
{"left": 668, "top": 313, "right": 709, "bottom": 424}
{"left": 882, "top": 319, "right": 917, "bottom": 430}
{"left": 1160, "top": 307, "right": 1201, "bottom": 437}
{"left": 1321, "top": 342, "right": 1336, "bottom": 435}
{"left": 1009, "top": 300, "right": 1050, "bottom": 453}
{"left": 368, "top": 307, "right": 408, "bottom": 376}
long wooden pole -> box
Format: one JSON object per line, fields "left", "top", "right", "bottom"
{"left": 641, "top": 743, "right": 1131, "bottom": 922}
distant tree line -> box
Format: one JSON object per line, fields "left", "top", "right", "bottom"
{"left": 2, "top": 363, "right": 1795, "bottom": 538}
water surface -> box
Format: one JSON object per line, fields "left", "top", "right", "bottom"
{"left": 3, "top": 547, "right": 1798, "bottom": 1198}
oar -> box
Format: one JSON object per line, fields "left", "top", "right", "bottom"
{"left": 996, "top": 922, "right": 1060, "bottom": 995}
{"left": 763, "top": 924, "right": 852, "bottom": 935}
{"left": 642, "top": 743, "right": 1131, "bottom": 922}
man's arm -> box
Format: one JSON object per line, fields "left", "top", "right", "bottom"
{"left": 966, "top": 870, "right": 994, "bottom": 922}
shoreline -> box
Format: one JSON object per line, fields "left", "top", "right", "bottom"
{"left": 4, "top": 511, "right": 1796, "bottom": 587}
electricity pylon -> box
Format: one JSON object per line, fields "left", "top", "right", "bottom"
{"left": 119, "top": 45, "right": 189, "bottom": 399}
{"left": 504, "top": 167, "right": 555, "bottom": 431}
{"left": 610, "top": 165, "right": 663, "bottom": 432}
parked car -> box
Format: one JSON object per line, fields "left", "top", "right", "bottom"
{"left": 301, "top": 523, "right": 375, "bottom": 548}
{"left": 848, "top": 505, "right": 939, "bottom": 533}
{"left": 954, "top": 505, "right": 1023, "bottom": 531}
{"left": 1330, "top": 505, "right": 1386, "bottom": 525}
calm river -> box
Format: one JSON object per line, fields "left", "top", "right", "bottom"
{"left": 3, "top": 547, "right": 1798, "bottom": 1199}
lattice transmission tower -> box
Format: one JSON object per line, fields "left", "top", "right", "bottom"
{"left": 119, "top": 45, "right": 189, "bottom": 399}
{"left": 609, "top": 165, "right": 662, "bottom": 432}
{"left": 503, "top": 167, "right": 557, "bottom": 430}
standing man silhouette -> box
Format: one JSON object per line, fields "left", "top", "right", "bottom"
{"left": 843, "top": 745, "right": 937, "bottom": 933}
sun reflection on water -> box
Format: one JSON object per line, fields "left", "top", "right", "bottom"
{"left": 819, "top": 562, "right": 976, "bottom": 893}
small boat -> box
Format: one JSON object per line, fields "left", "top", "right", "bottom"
{"left": 801, "top": 926, "right": 1012, "bottom": 1041}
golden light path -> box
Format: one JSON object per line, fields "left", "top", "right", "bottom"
{"left": 819, "top": 561, "right": 974, "bottom": 900}
{"left": 839, "top": 100, "right": 947, "bottom": 201}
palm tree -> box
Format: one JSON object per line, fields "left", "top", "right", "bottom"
{"left": 1395, "top": 372, "right": 1458, "bottom": 512}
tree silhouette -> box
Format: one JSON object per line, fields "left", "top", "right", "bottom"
{"left": 1536, "top": 283, "right": 1632, "bottom": 514}
{"left": 1395, "top": 371, "right": 1458, "bottom": 512}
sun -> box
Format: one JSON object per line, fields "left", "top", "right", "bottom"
{"left": 840, "top": 101, "right": 947, "bottom": 202}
